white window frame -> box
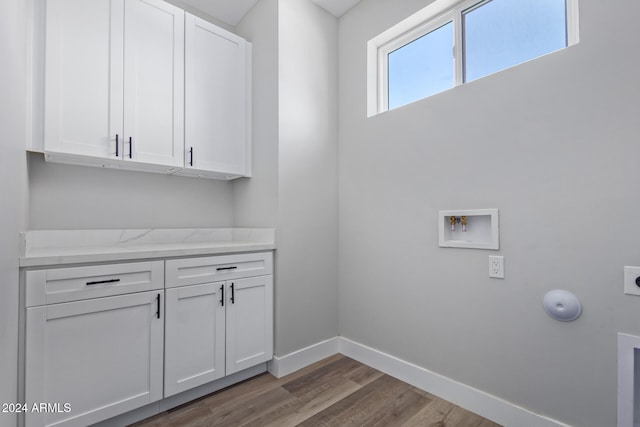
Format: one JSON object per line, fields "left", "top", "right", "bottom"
{"left": 367, "top": 0, "right": 580, "bottom": 117}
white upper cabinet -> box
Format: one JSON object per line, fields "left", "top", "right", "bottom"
{"left": 44, "top": 0, "right": 122, "bottom": 159}
{"left": 44, "top": 0, "right": 184, "bottom": 172}
{"left": 123, "top": 0, "right": 184, "bottom": 167}
{"left": 40, "top": 0, "right": 251, "bottom": 178}
{"left": 177, "top": 14, "right": 252, "bottom": 180}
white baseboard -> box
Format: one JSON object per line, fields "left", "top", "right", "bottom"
{"left": 272, "top": 336, "right": 569, "bottom": 427}
{"left": 268, "top": 337, "right": 340, "bottom": 378}
{"left": 338, "top": 337, "right": 570, "bottom": 427}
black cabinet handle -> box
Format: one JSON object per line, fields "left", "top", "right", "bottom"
{"left": 216, "top": 266, "right": 237, "bottom": 271}
{"left": 86, "top": 278, "right": 120, "bottom": 286}
{"left": 128, "top": 137, "right": 133, "bottom": 159}
{"left": 220, "top": 284, "right": 224, "bottom": 306}
{"left": 115, "top": 134, "right": 119, "bottom": 157}
{"left": 156, "top": 294, "right": 161, "bottom": 319}
{"left": 230, "top": 283, "right": 235, "bottom": 304}
{"left": 189, "top": 147, "right": 193, "bottom": 166}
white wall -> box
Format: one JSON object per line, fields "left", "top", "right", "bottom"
{"left": 236, "top": 0, "right": 340, "bottom": 357}
{"left": 0, "top": 0, "right": 29, "bottom": 426}
{"left": 234, "top": 0, "right": 279, "bottom": 229}
{"left": 28, "top": 154, "right": 234, "bottom": 229}
{"left": 338, "top": 0, "right": 640, "bottom": 425}
{"left": 276, "top": 0, "right": 340, "bottom": 356}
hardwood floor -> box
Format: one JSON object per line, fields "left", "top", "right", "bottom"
{"left": 132, "top": 354, "right": 501, "bottom": 427}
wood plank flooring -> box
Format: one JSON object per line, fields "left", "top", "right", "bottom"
{"left": 132, "top": 354, "right": 501, "bottom": 427}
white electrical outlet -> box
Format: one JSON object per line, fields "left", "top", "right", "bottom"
{"left": 489, "top": 256, "right": 504, "bottom": 279}
{"left": 624, "top": 266, "right": 640, "bottom": 296}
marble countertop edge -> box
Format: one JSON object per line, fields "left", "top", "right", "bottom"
{"left": 19, "top": 228, "right": 276, "bottom": 268}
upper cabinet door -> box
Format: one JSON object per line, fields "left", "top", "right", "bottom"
{"left": 123, "top": 0, "right": 184, "bottom": 167}
{"left": 184, "top": 14, "right": 251, "bottom": 178}
{"left": 44, "top": 0, "right": 124, "bottom": 158}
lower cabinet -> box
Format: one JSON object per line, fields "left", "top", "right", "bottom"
{"left": 22, "top": 252, "right": 273, "bottom": 426}
{"left": 225, "top": 275, "right": 273, "bottom": 375}
{"left": 164, "top": 283, "right": 226, "bottom": 397}
{"left": 164, "top": 253, "right": 273, "bottom": 397}
{"left": 25, "top": 291, "right": 164, "bottom": 427}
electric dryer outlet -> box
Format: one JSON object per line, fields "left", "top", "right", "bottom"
{"left": 624, "top": 266, "right": 640, "bottom": 296}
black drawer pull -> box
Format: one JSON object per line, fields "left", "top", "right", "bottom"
{"left": 216, "top": 266, "right": 238, "bottom": 271}
{"left": 86, "top": 278, "right": 120, "bottom": 286}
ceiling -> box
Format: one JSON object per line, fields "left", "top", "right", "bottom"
{"left": 179, "top": 0, "right": 361, "bottom": 27}
{"left": 311, "top": 0, "right": 361, "bottom": 17}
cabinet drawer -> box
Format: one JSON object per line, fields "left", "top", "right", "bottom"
{"left": 25, "top": 261, "right": 164, "bottom": 307}
{"left": 165, "top": 252, "right": 273, "bottom": 288}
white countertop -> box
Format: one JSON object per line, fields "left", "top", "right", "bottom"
{"left": 20, "top": 228, "right": 276, "bottom": 267}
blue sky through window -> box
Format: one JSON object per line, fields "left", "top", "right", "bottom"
{"left": 387, "top": 22, "right": 453, "bottom": 110}
{"left": 386, "top": 0, "right": 567, "bottom": 110}
{"left": 464, "top": 0, "right": 567, "bottom": 82}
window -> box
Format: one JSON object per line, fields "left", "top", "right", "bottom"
{"left": 367, "top": 0, "right": 579, "bottom": 115}
{"left": 463, "top": 0, "right": 569, "bottom": 82}
{"left": 388, "top": 22, "right": 453, "bottom": 110}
